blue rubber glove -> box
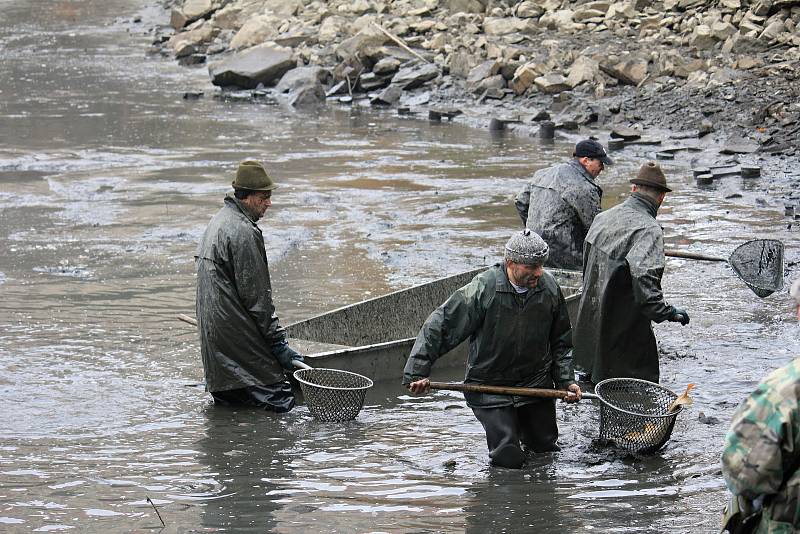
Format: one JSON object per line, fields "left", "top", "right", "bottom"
{"left": 271, "top": 340, "right": 304, "bottom": 370}
{"left": 669, "top": 307, "right": 690, "bottom": 326}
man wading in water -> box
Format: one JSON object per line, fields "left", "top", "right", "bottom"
{"left": 572, "top": 161, "right": 690, "bottom": 385}
{"left": 403, "top": 229, "right": 582, "bottom": 469}
{"left": 514, "top": 139, "right": 611, "bottom": 270}
{"left": 195, "top": 160, "right": 304, "bottom": 411}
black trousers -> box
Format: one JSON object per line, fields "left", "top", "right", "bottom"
{"left": 211, "top": 381, "right": 295, "bottom": 413}
{"left": 472, "top": 400, "right": 559, "bottom": 468}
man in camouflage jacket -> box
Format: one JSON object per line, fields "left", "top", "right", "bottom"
{"left": 403, "top": 230, "right": 582, "bottom": 469}
{"left": 721, "top": 280, "right": 800, "bottom": 533}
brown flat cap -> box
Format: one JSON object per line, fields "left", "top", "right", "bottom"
{"left": 629, "top": 161, "right": 671, "bottom": 192}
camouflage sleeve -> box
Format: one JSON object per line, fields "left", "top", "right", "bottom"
{"left": 721, "top": 374, "right": 797, "bottom": 500}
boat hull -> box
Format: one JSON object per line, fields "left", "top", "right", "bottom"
{"left": 286, "top": 267, "right": 582, "bottom": 383}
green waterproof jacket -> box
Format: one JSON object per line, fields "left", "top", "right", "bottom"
{"left": 572, "top": 193, "right": 675, "bottom": 384}
{"left": 721, "top": 358, "right": 800, "bottom": 533}
{"left": 402, "top": 264, "right": 573, "bottom": 408}
{"left": 195, "top": 195, "right": 286, "bottom": 392}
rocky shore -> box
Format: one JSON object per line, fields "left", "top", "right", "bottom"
{"left": 146, "top": 0, "right": 800, "bottom": 219}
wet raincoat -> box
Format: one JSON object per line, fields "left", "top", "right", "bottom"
{"left": 514, "top": 159, "right": 603, "bottom": 270}
{"left": 572, "top": 193, "right": 675, "bottom": 384}
{"left": 402, "top": 264, "right": 573, "bottom": 408}
{"left": 721, "top": 358, "right": 800, "bottom": 534}
{"left": 195, "top": 195, "right": 286, "bottom": 393}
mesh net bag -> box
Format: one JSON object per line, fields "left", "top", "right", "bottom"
{"left": 594, "top": 378, "right": 682, "bottom": 454}
{"left": 293, "top": 368, "right": 373, "bottom": 422}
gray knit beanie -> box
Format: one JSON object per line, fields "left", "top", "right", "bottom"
{"left": 504, "top": 229, "right": 549, "bottom": 265}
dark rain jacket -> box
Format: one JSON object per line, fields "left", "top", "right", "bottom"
{"left": 402, "top": 264, "right": 573, "bottom": 408}
{"left": 514, "top": 159, "right": 603, "bottom": 270}
{"left": 195, "top": 195, "right": 287, "bottom": 393}
{"left": 572, "top": 193, "right": 675, "bottom": 384}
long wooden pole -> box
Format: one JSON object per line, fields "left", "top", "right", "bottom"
{"left": 429, "top": 381, "right": 597, "bottom": 400}
{"left": 664, "top": 249, "right": 726, "bottom": 262}
{"left": 371, "top": 22, "right": 430, "bottom": 64}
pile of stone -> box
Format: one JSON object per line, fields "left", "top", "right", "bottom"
{"left": 151, "top": 0, "right": 800, "bottom": 152}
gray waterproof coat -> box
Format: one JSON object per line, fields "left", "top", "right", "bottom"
{"left": 195, "top": 195, "right": 286, "bottom": 393}
{"left": 514, "top": 159, "right": 603, "bottom": 270}
{"left": 402, "top": 264, "right": 573, "bottom": 408}
{"left": 572, "top": 193, "right": 675, "bottom": 384}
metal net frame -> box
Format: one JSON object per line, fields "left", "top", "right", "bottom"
{"left": 293, "top": 368, "right": 373, "bottom": 422}
{"left": 729, "top": 239, "right": 784, "bottom": 298}
{"left": 594, "top": 378, "right": 681, "bottom": 454}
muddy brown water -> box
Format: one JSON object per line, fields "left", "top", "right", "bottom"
{"left": 0, "top": 1, "right": 798, "bottom": 532}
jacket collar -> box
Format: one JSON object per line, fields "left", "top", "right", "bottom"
{"left": 494, "top": 263, "right": 545, "bottom": 296}
{"left": 567, "top": 159, "right": 603, "bottom": 193}
{"left": 225, "top": 194, "right": 260, "bottom": 225}
{"left": 627, "top": 192, "right": 659, "bottom": 218}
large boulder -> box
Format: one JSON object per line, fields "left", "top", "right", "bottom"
{"left": 209, "top": 44, "right": 296, "bottom": 88}
{"left": 601, "top": 57, "right": 648, "bottom": 85}
{"left": 566, "top": 56, "right": 600, "bottom": 87}
{"left": 335, "top": 26, "right": 388, "bottom": 62}
{"left": 171, "top": 0, "right": 216, "bottom": 31}
{"left": 276, "top": 66, "right": 331, "bottom": 94}
{"left": 229, "top": 15, "right": 279, "bottom": 50}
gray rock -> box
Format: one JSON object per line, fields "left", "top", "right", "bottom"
{"left": 720, "top": 137, "right": 759, "bottom": 154}
{"left": 534, "top": 73, "right": 570, "bottom": 93}
{"left": 448, "top": 49, "right": 479, "bottom": 79}
{"left": 566, "top": 56, "right": 600, "bottom": 88}
{"left": 444, "top": 0, "right": 487, "bottom": 14}
{"left": 171, "top": 0, "right": 216, "bottom": 30}
{"left": 601, "top": 57, "right": 648, "bottom": 86}
{"left": 471, "top": 73, "right": 506, "bottom": 95}
{"left": 467, "top": 60, "right": 501, "bottom": 84}
{"left": 759, "top": 20, "right": 786, "bottom": 41}
{"left": 276, "top": 66, "right": 331, "bottom": 94}
{"left": 288, "top": 84, "right": 326, "bottom": 109}
{"left": 371, "top": 85, "right": 403, "bottom": 106}
{"left": 516, "top": 1, "right": 544, "bottom": 18}
{"left": 335, "top": 27, "right": 388, "bottom": 62}
{"left": 209, "top": 44, "right": 296, "bottom": 89}
{"left": 359, "top": 72, "right": 392, "bottom": 91}
{"left": 373, "top": 57, "right": 401, "bottom": 75}
{"left": 391, "top": 62, "right": 440, "bottom": 90}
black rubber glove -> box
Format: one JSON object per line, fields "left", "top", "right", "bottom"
{"left": 669, "top": 307, "right": 690, "bottom": 326}
{"left": 271, "top": 340, "right": 304, "bottom": 370}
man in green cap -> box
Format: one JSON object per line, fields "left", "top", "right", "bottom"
{"left": 720, "top": 283, "right": 800, "bottom": 533}
{"left": 403, "top": 229, "right": 582, "bottom": 469}
{"left": 195, "top": 160, "right": 304, "bottom": 411}
{"left": 573, "top": 161, "right": 690, "bottom": 385}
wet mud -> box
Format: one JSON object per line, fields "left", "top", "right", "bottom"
{"left": 0, "top": 1, "right": 798, "bottom": 533}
